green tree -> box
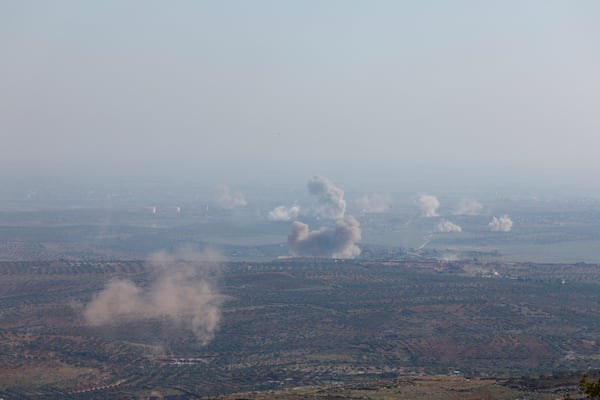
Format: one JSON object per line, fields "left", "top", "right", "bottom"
{"left": 579, "top": 373, "right": 600, "bottom": 399}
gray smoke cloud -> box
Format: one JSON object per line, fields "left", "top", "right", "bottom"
{"left": 84, "top": 248, "right": 222, "bottom": 345}
{"left": 268, "top": 203, "right": 300, "bottom": 221}
{"left": 214, "top": 184, "right": 247, "bottom": 209}
{"left": 288, "top": 215, "right": 361, "bottom": 258}
{"left": 454, "top": 198, "right": 483, "bottom": 215}
{"left": 356, "top": 194, "right": 392, "bottom": 213}
{"left": 417, "top": 194, "right": 440, "bottom": 217}
{"left": 307, "top": 176, "right": 346, "bottom": 219}
{"left": 489, "top": 215, "right": 513, "bottom": 232}
{"left": 436, "top": 219, "right": 462, "bottom": 233}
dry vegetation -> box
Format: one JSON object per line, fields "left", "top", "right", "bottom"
{"left": 209, "top": 375, "right": 565, "bottom": 400}
{"left": 1, "top": 259, "right": 599, "bottom": 398}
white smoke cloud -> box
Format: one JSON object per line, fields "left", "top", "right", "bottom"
{"left": 307, "top": 176, "right": 346, "bottom": 219}
{"left": 436, "top": 219, "right": 462, "bottom": 233}
{"left": 84, "top": 248, "right": 222, "bottom": 345}
{"left": 268, "top": 203, "right": 300, "bottom": 221}
{"left": 489, "top": 215, "right": 513, "bottom": 232}
{"left": 454, "top": 198, "right": 483, "bottom": 215}
{"left": 417, "top": 194, "right": 440, "bottom": 217}
{"left": 356, "top": 194, "right": 392, "bottom": 213}
{"left": 214, "top": 184, "right": 247, "bottom": 209}
{"left": 288, "top": 215, "right": 361, "bottom": 258}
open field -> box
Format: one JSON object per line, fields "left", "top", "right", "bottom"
{"left": 3, "top": 193, "right": 600, "bottom": 264}
{"left": 211, "top": 374, "right": 578, "bottom": 400}
{"left": 1, "top": 258, "right": 600, "bottom": 398}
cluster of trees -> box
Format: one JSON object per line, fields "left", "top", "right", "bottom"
{"left": 579, "top": 374, "right": 600, "bottom": 399}
{"left": 565, "top": 374, "right": 600, "bottom": 399}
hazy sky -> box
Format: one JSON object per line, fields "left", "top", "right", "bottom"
{"left": 2, "top": 1, "right": 599, "bottom": 187}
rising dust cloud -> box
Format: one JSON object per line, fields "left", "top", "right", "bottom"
{"left": 84, "top": 248, "right": 223, "bottom": 345}
{"left": 287, "top": 176, "right": 361, "bottom": 258}
{"left": 489, "top": 215, "right": 513, "bottom": 232}
{"left": 288, "top": 215, "right": 362, "bottom": 258}
{"left": 454, "top": 198, "right": 483, "bottom": 215}
{"left": 214, "top": 184, "right": 247, "bottom": 209}
{"left": 418, "top": 194, "right": 440, "bottom": 217}
{"left": 268, "top": 203, "right": 301, "bottom": 221}
{"left": 436, "top": 219, "right": 462, "bottom": 233}
{"left": 307, "top": 176, "right": 347, "bottom": 219}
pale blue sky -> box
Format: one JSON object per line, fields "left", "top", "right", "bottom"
{"left": 2, "top": 1, "right": 599, "bottom": 187}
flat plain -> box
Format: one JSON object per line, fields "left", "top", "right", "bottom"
{"left": 1, "top": 258, "right": 599, "bottom": 399}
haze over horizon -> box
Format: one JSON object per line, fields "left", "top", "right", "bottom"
{"left": 2, "top": 1, "right": 599, "bottom": 193}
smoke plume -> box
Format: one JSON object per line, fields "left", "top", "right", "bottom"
{"left": 454, "top": 198, "right": 483, "bottom": 215}
{"left": 489, "top": 215, "right": 513, "bottom": 232}
{"left": 357, "top": 194, "right": 392, "bottom": 213}
{"left": 268, "top": 203, "right": 300, "bottom": 221}
{"left": 214, "top": 184, "right": 247, "bottom": 209}
{"left": 418, "top": 194, "right": 440, "bottom": 217}
{"left": 307, "top": 176, "right": 346, "bottom": 219}
{"left": 436, "top": 219, "right": 462, "bottom": 233}
{"left": 84, "top": 248, "right": 222, "bottom": 345}
{"left": 288, "top": 215, "right": 361, "bottom": 258}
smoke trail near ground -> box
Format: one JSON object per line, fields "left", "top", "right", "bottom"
{"left": 84, "top": 248, "right": 222, "bottom": 345}
{"left": 288, "top": 215, "right": 361, "bottom": 258}
{"left": 268, "top": 203, "right": 300, "bottom": 221}
{"left": 357, "top": 194, "right": 392, "bottom": 213}
{"left": 418, "top": 194, "right": 440, "bottom": 217}
{"left": 489, "top": 215, "right": 513, "bottom": 232}
{"left": 436, "top": 219, "right": 462, "bottom": 233}
{"left": 454, "top": 198, "right": 483, "bottom": 215}
{"left": 214, "top": 184, "right": 247, "bottom": 209}
{"left": 307, "top": 176, "right": 346, "bottom": 219}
